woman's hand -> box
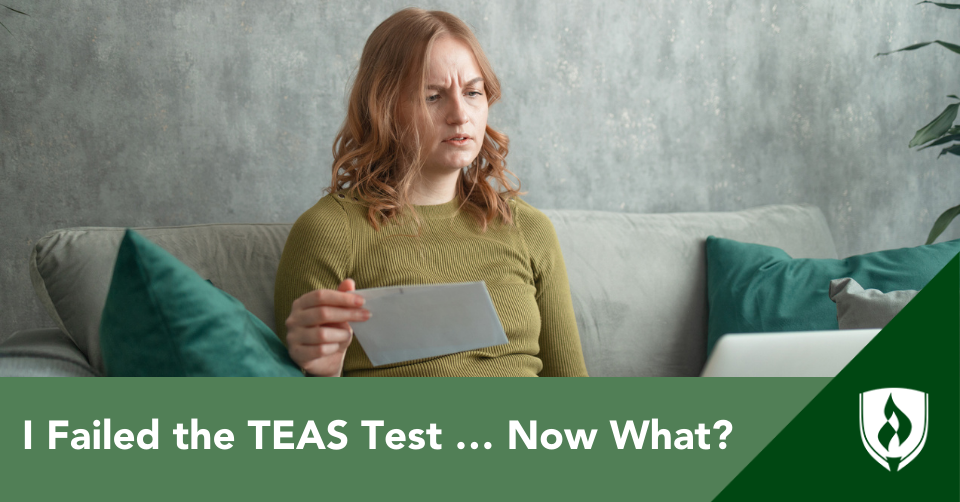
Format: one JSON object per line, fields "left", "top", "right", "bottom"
{"left": 285, "top": 278, "right": 370, "bottom": 377}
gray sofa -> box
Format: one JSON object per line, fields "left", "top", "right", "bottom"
{"left": 0, "top": 204, "right": 837, "bottom": 377}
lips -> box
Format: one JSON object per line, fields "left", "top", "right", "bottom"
{"left": 443, "top": 134, "right": 471, "bottom": 143}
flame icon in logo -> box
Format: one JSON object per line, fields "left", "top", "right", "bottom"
{"left": 860, "top": 388, "right": 928, "bottom": 472}
{"left": 877, "top": 394, "right": 912, "bottom": 457}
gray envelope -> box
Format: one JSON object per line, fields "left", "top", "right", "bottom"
{"left": 352, "top": 281, "right": 508, "bottom": 366}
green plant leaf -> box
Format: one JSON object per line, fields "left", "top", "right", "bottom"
{"left": 919, "top": 134, "right": 960, "bottom": 150}
{"left": 948, "top": 126, "right": 960, "bottom": 135}
{"left": 926, "top": 203, "right": 960, "bottom": 244}
{"left": 876, "top": 40, "right": 960, "bottom": 57}
{"left": 877, "top": 41, "right": 935, "bottom": 56}
{"left": 1, "top": 4, "right": 28, "bottom": 16}
{"left": 0, "top": 4, "right": 27, "bottom": 35}
{"left": 916, "top": 1, "right": 960, "bottom": 9}
{"left": 910, "top": 103, "right": 959, "bottom": 147}
{"left": 938, "top": 143, "right": 960, "bottom": 157}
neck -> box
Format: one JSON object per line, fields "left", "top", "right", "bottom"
{"left": 409, "top": 169, "right": 460, "bottom": 205}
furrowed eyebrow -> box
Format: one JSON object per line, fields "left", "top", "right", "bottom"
{"left": 426, "top": 77, "right": 484, "bottom": 91}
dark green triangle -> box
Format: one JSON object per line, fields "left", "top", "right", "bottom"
{"left": 713, "top": 254, "right": 959, "bottom": 501}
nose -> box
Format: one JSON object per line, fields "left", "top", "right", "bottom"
{"left": 446, "top": 94, "right": 468, "bottom": 125}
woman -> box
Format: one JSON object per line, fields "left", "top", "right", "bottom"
{"left": 274, "top": 8, "right": 588, "bottom": 377}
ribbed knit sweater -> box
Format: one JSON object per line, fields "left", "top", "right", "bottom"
{"left": 274, "top": 192, "right": 588, "bottom": 377}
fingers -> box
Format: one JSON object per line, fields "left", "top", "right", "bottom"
{"left": 294, "top": 286, "right": 364, "bottom": 310}
{"left": 286, "top": 279, "right": 364, "bottom": 377}
{"left": 287, "top": 281, "right": 369, "bottom": 330}
{"left": 287, "top": 305, "right": 370, "bottom": 331}
{"left": 289, "top": 327, "right": 353, "bottom": 377}
{"left": 288, "top": 324, "right": 352, "bottom": 346}
{"left": 290, "top": 337, "right": 351, "bottom": 361}
{"left": 338, "top": 278, "right": 356, "bottom": 292}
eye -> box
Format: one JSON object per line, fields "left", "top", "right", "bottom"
{"left": 467, "top": 90, "right": 484, "bottom": 97}
{"left": 426, "top": 94, "right": 440, "bottom": 103}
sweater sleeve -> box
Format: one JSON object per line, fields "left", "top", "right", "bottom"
{"left": 515, "top": 200, "right": 589, "bottom": 377}
{"left": 273, "top": 195, "right": 353, "bottom": 345}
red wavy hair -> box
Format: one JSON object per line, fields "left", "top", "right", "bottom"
{"left": 329, "top": 8, "right": 520, "bottom": 231}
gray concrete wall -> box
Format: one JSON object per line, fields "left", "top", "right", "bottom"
{"left": 3, "top": 0, "right": 959, "bottom": 338}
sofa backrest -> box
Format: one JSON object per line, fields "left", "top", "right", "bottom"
{"left": 544, "top": 204, "right": 837, "bottom": 376}
{"left": 30, "top": 204, "right": 837, "bottom": 377}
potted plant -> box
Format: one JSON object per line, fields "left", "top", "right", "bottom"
{"left": 877, "top": 1, "right": 960, "bottom": 244}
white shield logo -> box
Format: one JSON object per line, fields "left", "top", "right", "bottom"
{"left": 859, "top": 388, "right": 928, "bottom": 472}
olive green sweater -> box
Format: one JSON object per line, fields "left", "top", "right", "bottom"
{"left": 274, "top": 192, "right": 588, "bottom": 377}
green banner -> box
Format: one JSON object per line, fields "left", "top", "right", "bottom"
{"left": 1, "top": 378, "right": 826, "bottom": 500}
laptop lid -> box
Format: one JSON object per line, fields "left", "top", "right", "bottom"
{"left": 700, "top": 329, "right": 881, "bottom": 377}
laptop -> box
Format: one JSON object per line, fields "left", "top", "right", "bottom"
{"left": 700, "top": 329, "right": 882, "bottom": 377}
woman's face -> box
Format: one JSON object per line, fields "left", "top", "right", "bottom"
{"left": 403, "top": 35, "right": 489, "bottom": 179}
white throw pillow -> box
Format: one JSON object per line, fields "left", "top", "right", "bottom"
{"left": 828, "top": 277, "right": 918, "bottom": 330}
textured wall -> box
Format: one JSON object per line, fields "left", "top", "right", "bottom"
{"left": 2, "top": 1, "right": 959, "bottom": 338}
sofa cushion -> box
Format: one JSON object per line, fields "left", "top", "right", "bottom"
{"left": 30, "top": 224, "right": 291, "bottom": 374}
{"left": 544, "top": 204, "right": 837, "bottom": 376}
{"left": 829, "top": 277, "right": 918, "bottom": 330}
{"left": 99, "top": 230, "right": 303, "bottom": 377}
{"left": 705, "top": 237, "right": 960, "bottom": 353}
{"left": 0, "top": 328, "right": 98, "bottom": 377}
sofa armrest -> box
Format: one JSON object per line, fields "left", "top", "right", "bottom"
{"left": 0, "top": 328, "right": 99, "bottom": 377}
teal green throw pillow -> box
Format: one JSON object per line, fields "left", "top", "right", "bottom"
{"left": 100, "top": 230, "right": 303, "bottom": 377}
{"left": 705, "top": 236, "right": 960, "bottom": 354}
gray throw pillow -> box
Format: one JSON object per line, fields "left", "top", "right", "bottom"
{"left": 828, "top": 277, "right": 918, "bottom": 330}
